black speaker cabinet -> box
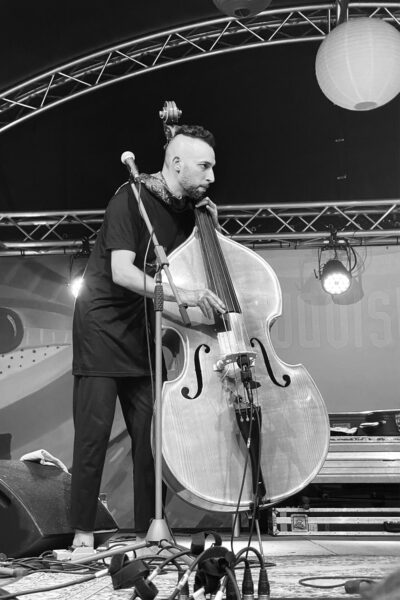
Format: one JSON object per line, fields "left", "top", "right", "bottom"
{"left": 0, "top": 460, "right": 118, "bottom": 558}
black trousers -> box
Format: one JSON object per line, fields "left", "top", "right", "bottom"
{"left": 70, "top": 375, "right": 155, "bottom": 533}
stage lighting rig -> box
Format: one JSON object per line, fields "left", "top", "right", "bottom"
{"left": 68, "top": 238, "right": 90, "bottom": 298}
{"left": 212, "top": 0, "right": 271, "bottom": 18}
{"left": 315, "top": 232, "right": 357, "bottom": 295}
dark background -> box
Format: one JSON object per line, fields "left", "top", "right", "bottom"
{"left": 1, "top": 0, "right": 400, "bottom": 212}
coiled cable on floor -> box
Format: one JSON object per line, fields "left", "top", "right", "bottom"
{"left": 299, "top": 574, "right": 381, "bottom": 594}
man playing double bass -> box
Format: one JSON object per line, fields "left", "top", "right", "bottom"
{"left": 70, "top": 124, "right": 226, "bottom": 549}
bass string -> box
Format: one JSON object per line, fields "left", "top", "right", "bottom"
{"left": 197, "top": 209, "right": 239, "bottom": 311}
{"left": 196, "top": 211, "right": 266, "bottom": 505}
{"left": 195, "top": 209, "right": 243, "bottom": 393}
{"left": 205, "top": 217, "right": 266, "bottom": 508}
{"left": 196, "top": 209, "right": 261, "bottom": 410}
{"left": 208, "top": 213, "right": 262, "bottom": 411}
{"left": 200, "top": 214, "right": 264, "bottom": 491}
{"left": 195, "top": 209, "right": 226, "bottom": 304}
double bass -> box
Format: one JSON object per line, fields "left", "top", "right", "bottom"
{"left": 159, "top": 102, "right": 330, "bottom": 513}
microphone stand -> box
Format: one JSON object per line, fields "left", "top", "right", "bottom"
{"left": 126, "top": 159, "right": 191, "bottom": 545}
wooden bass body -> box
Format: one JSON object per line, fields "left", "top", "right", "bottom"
{"left": 160, "top": 229, "right": 330, "bottom": 513}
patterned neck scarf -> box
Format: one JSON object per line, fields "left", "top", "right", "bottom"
{"left": 139, "top": 171, "right": 191, "bottom": 212}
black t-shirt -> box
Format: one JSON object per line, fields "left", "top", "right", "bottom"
{"left": 72, "top": 182, "right": 195, "bottom": 376}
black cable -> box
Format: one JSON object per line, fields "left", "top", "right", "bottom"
{"left": 128, "top": 176, "right": 158, "bottom": 404}
{"left": 254, "top": 405, "right": 264, "bottom": 504}
{"left": 246, "top": 439, "right": 258, "bottom": 550}
{"left": 224, "top": 567, "right": 241, "bottom": 600}
{"left": 36, "top": 555, "right": 100, "bottom": 571}
{"left": 43, "top": 558, "right": 102, "bottom": 572}
{"left": 235, "top": 388, "right": 266, "bottom": 555}
{"left": 246, "top": 402, "right": 264, "bottom": 553}
{"left": 229, "top": 450, "right": 250, "bottom": 552}
{"left": 157, "top": 549, "right": 193, "bottom": 571}
{"left": 125, "top": 549, "right": 191, "bottom": 600}
{"left": 5, "top": 558, "right": 45, "bottom": 569}
{"left": 142, "top": 206, "right": 156, "bottom": 403}
{"left": 107, "top": 537, "right": 138, "bottom": 547}
{"left": 234, "top": 547, "right": 264, "bottom": 569}
{"left": 299, "top": 575, "right": 381, "bottom": 590}
{"left": 229, "top": 400, "right": 253, "bottom": 552}
{"left": 1, "top": 557, "right": 100, "bottom": 576}
{"left": 165, "top": 555, "right": 201, "bottom": 600}
{"left": 0, "top": 569, "right": 108, "bottom": 599}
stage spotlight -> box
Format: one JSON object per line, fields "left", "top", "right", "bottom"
{"left": 316, "top": 231, "right": 357, "bottom": 296}
{"left": 320, "top": 259, "right": 351, "bottom": 295}
{"left": 70, "top": 274, "right": 84, "bottom": 298}
{"left": 213, "top": 0, "right": 271, "bottom": 18}
{"left": 68, "top": 238, "right": 90, "bottom": 298}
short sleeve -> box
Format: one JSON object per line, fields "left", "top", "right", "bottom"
{"left": 102, "top": 184, "right": 141, "bottom": 253}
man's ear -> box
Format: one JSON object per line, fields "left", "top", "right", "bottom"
{"left": 172, "top": 156, "right": 181, "bottom": 173}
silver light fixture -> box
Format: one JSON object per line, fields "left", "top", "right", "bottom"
{"left": 68, "top": 238, "right": 90, "bottom": 298}
{"left": 316, "top": 233, "right": 357, "bottom": 295}
{"left": 212, "top": 0, "right": 272, "bottom": 18}
{"left": 320, "top": 258, "right": 351, "bottom": 295}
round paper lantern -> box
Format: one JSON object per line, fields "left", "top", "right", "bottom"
{"left": 315, "top": 17, "right": 400, "bottom": 110}
{"left": 213, "top": 0, "right": 271, "bottom": 18}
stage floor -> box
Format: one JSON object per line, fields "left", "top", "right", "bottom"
{"left": 1, "top": 534, "right": 399, "bottom": 599}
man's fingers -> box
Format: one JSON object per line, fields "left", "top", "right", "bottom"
{"left": 196, "top": 197, "right": 217, "bottom": 212}
{"left": 195, "top": 196, "right": 212, "bottom": 207}
{"left": 209, "top": 290, "right": 226, "bottom": 313}
{"left": 199, "top": 297, "right": 213, "bottom": 320}
{"left": 178, "top": 287, "right": 226, "bottom": 317}
{"left": 195, "top": 197, "right": 220, "bottom": 230}
{"left": 199, "top": 290, "right": 226, "bottom": 317}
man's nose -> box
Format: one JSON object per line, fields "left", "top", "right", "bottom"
{"left": 206, "top": 168, "right": 215, "bottom": 183}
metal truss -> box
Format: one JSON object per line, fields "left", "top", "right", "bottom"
{"left": 2, "top": 199, "right": 400, "bottom": 255}
{"left": 1, "top": 2, "right": 400, "bottom": 133}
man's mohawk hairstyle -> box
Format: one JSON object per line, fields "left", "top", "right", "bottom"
{"left": 165, "top": 124, "right": 215, "bottom": 149}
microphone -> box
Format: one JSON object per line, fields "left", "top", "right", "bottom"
{"left": 121, "top": 151, "right": 140, "bottom": 181}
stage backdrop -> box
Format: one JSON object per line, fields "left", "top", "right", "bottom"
{"left": 1, "top": 245, "right": 399, "bottom": 528}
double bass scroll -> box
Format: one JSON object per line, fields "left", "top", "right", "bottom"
{"left": 159, "top": 101, "right": 182, "bottom": 145}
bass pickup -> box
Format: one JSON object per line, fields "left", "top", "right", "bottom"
{"left": 213, "top": 351, "right": 257, "bottom": 371}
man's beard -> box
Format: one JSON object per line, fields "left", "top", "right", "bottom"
{"left": 184, "top": 185, "right": 206, "bottom": 200}
{"left": 180, "top": 172, "right": 208, "bottom": 200}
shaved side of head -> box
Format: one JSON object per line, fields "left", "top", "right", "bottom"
{"left": 164, "top": 134, "right": 212, "bottom": 168}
